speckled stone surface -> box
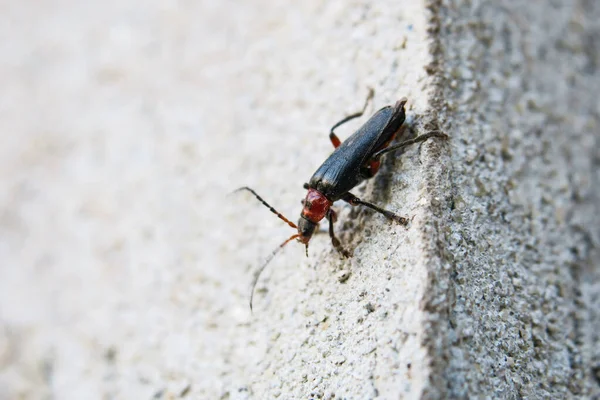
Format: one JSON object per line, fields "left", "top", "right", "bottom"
{"left": 423, "top": 0, "right": 600, "bottom": 398}
{"left": 0, "top": 0, "right": 598, "bottom": 399}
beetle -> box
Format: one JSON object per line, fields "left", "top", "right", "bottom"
{"left": 237, "top": 90, "right": 447, "bottom": 309}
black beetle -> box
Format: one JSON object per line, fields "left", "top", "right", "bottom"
{"left": 237, "top": 90, "right": 447, "bottom": 309}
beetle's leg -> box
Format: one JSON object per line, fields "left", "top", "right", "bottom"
{"left": 372, "top": 131, "right": 448, "bottom": 159}
{"left": 329, "top": 132, "right": 342, "bottom": 148}
{"left": 362, "top": 158, "right": 382, "bottom": 179}
{"left": 329, "top": 88, "right": 375, "bottom": 148}
{"left": 327, "top": 209, "right": 350, "bottom": 257}
{"left": 342, "top": 192, "right": 409, "bottom": 226}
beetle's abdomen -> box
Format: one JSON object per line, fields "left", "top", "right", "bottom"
{"left": 308, "top": 105, "right": 403, "bottom": 200}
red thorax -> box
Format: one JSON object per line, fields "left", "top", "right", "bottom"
{"left": 301, "top": 189, "right": 331, "bottom": 223}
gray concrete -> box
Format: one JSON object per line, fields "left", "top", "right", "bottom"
{"left": 0, "top": 0, "right": 598, "bottom": 399}
{"left": 424, "top": 0, "right": 600, "bottom": 398}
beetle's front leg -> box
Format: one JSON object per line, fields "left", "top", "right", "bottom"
{"left": 342, "top": 192, "right": 409, "bottom": 226}
{"left": 327, "top": 209, "right": 351, "bottom": 257}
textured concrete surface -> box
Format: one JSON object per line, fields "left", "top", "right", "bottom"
{"left": 424, "top": 0, "right": 600, "bottom": 398}
{"left": 0, "top": 0, "right": 599, "bottom": 399}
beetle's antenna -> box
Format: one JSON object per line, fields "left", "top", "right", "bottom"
{"left": 235, "top": 187, "right": 298, "bottom": 229}
{"left": 250, "top": 233, "right": 301, "bottom": 312}
{"left": 305, "top": 244, "right": 308, "bottom": 257}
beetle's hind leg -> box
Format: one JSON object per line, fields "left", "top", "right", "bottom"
{"left": 372, "top": 131, "right": 448, "bottom": 159}
{"left": 342, "top": 192, "right": 409, "bottom": 226}
{"left": 327, "top": 209, "right": 351, "bottom": 257}
{"left": 328, "top": 88, "right": 375, "bottom": 148}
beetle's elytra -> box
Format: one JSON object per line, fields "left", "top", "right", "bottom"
{"left": 237, "top": 90, "right": 448, "bottom": 310}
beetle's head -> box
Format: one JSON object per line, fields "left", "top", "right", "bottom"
{"left": 297, "top": 216, "right": 317, "bottom": 246}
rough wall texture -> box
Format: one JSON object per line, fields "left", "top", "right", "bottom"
{"left": 424, "top": 0, "right": 600, "bottom": 398}
{"left": 0, "top": 0, "right": 598, "bottom": 399}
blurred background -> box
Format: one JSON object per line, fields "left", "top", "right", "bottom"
{"left": 0, "top": 1, "right": 433, "bottom": 398}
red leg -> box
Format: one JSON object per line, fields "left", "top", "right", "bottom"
{"left": 329, "top": 132, "right": 342, "bottom": 148}
{"left": 328, "top": 88, "right": 374, "bottom": 149}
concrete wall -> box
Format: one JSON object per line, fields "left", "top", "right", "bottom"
{"left": 0, "top": 0, "right": 598, "bottom": 399}
{"left": 425, "top": 0, "right": 600, "bottom": 397}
